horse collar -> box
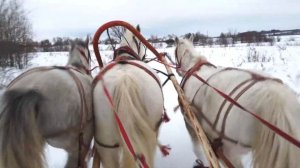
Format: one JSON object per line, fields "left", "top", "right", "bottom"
{"left": 114, "top": 46, "right": 140, "bottom": 61}
{"left": 93, "top": 60, "right": 161, "bottom": 89}
{"left": 181, "top": 60, "right": 216, "bottom": 88}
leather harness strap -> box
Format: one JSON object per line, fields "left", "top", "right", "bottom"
{"left": 189, "top": 103, "right": 251, "bottom": 147}
{"left": 220, "top": 80, "right": 257, "bottom": 139}
{"left": 195, "top": 67, "right": 282, "bottom": 141}
{"left": 113, "top": 46, "right": 140, "bottom": 60}
{"left": 213, "top": 79, "right": 253, "bottom": 130}
{"left": 180, "top": 60, "right": 216, "bottom": 88}
{"left": 92, "top": 46, "right": 168, "bottom": 155}
{"left": 92, "top": 59, "right": 162, "bottom": 149}
{"left": 9, "top": 66, "right": 90, "bottom": 130}
{"left": 181, "top": 61, "right": 283, "bottom": 145}
{"left": 94, "top": 137, "right": 120, "bottom": 148}
{"left": 180, "top": 60, "right": 284, "bottom": 167}
{"left": 62, "top": 67, "right": 89, "bottom": 168}
{"left": 93, "top": 60, "right": 161, "bottom": 89}
{"left": 93, "top": 47, "right": 163, "bottom": 168}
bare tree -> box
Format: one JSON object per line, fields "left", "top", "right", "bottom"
{"left": 0, "top": 0, "right": 32, "bottom": 68}
{"left": 218, "top": 32, "right": 229, "bottom": 47}
{"left": 107, "top": 26, "right": 125, "bottom": 43}
{"left": 40, "top": 39, "right": 52, "bottom": 52}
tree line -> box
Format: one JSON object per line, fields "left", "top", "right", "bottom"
{"left": 148, "top": 30, "right": 285, "bottom": 47}
{"left": 38, "top": 37, "right": 90, "bottom": 52}
{"left": 0, "top": 0, "right": 33, "bottom": 68}
{"left": 0, "top": 0, "right": 89, "bottom": 68}
{"left": 1, "top": 0, "right": 296, "bottom": 69}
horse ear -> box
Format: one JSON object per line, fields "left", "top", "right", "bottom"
{"left": 175, "top": 37, "right": 179, "bottom": 45}
{"left": 189, "top": 34, "right": 194, "bottom": 43}
{"left": 136, "top": 25, "right": 141, "bottom": 32}
{"left": 85, "top": 35, "right": 89, "bottom": 46}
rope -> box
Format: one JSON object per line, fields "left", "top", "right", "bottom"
{"left": 154, "top": 68, "right": 175, "bottom": 86}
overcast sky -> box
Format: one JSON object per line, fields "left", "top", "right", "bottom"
{"left": 24, "top": 0, "right": 300, "bottom": 41}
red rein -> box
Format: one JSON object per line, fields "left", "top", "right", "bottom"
{"left": 92, "top": 21, "right": 172, "bottom": 168}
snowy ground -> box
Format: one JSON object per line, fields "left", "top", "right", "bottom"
{"left": 1, "top": 37, "right": 300, "bottom": 168}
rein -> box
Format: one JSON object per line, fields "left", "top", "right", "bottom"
{"left": 92, "top": 46, "right": 171, "bottom": 168}
{"left": 93, "top": 61, "right": 153, "bottom": 168}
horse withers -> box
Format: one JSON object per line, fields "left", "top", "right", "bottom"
{"left": 93, "top": 25, "right": 165, "bottom": 168}
{"left": 175, "top": 36, "right": 300, "bottom": 168}
{"left": 0, "top": 38, "right": 93, "bottom": 168}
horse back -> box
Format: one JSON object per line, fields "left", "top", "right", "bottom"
{"left": 7, "top": 66, "right": 93, "bottom": 138}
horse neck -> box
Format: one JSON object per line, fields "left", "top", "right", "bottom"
{"left": 115, "top": 45, "right": 141, "bottom": 60}
{"left": 67, "top": 50, "right": 89, "bottom": 74}
{"left": 181, "top": 48, "right": 218, "bottom": 76}
{"left": 181, "top": 49, "right": 202, "bottom": 71}
{"left": 120, "top": 36, "right": 144, "bottom": 60}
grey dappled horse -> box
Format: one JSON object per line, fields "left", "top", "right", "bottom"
{"left": 0, "top": 39, "right": 93, "bottom": 168}
{"left": 175, "top": 36, "right": 300, "bottom": 168}
{"left": 93, "top": 26, "right": 164, "bottom": 168}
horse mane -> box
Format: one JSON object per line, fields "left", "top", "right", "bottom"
{"left": 70, "top": 40, "right": 88, "bottom": 51}
{"left": 68, "top": 40, "right": 90, "bottom": 69}
{"left": 119, "top": 26, "right": 145, "bottom": 60}
{"left": 182, "top": 38, "right": 207, "bottom": 62}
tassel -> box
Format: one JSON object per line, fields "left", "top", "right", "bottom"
{"left": 162, "top": 112, "right": 170, "bottom": 123}
{"left": 159, "top": 144, "right": 171, "bottom": 156}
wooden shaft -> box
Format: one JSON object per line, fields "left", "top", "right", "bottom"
{"left": 160, "top": 55, "right": 220, "bottom": 168}
{"left": 92, "top": 150, "right": 101, "bottom": 168}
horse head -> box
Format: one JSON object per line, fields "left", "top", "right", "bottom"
{"left": 175, "top": 35, "right": 206, "bottom": 76}
{"left": 68, "top": 37, "right": 91, "bottom": 74}
{"left": 117, "top": 25, "right": 146, "bottom": 61}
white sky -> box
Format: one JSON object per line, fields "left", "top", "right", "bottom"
{"left": 24, "top": 0, "right": 300, "bottom": 41}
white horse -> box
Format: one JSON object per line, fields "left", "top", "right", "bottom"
{"left": 93, "top": 25, "right": 165, "bottom": 168}
{"left": 174, "top": 36, "right": 300, "bottom": 168}
{"left": 0, "top": 39, "right": 93, "bottom": 168}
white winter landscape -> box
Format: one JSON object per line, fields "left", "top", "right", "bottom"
{"left": 1, "top": 35, "right": 300, "bottom": 168}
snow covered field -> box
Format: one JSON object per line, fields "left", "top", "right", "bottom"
{"left": 0, "top": 36, "right": 300, "bottom": 168}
